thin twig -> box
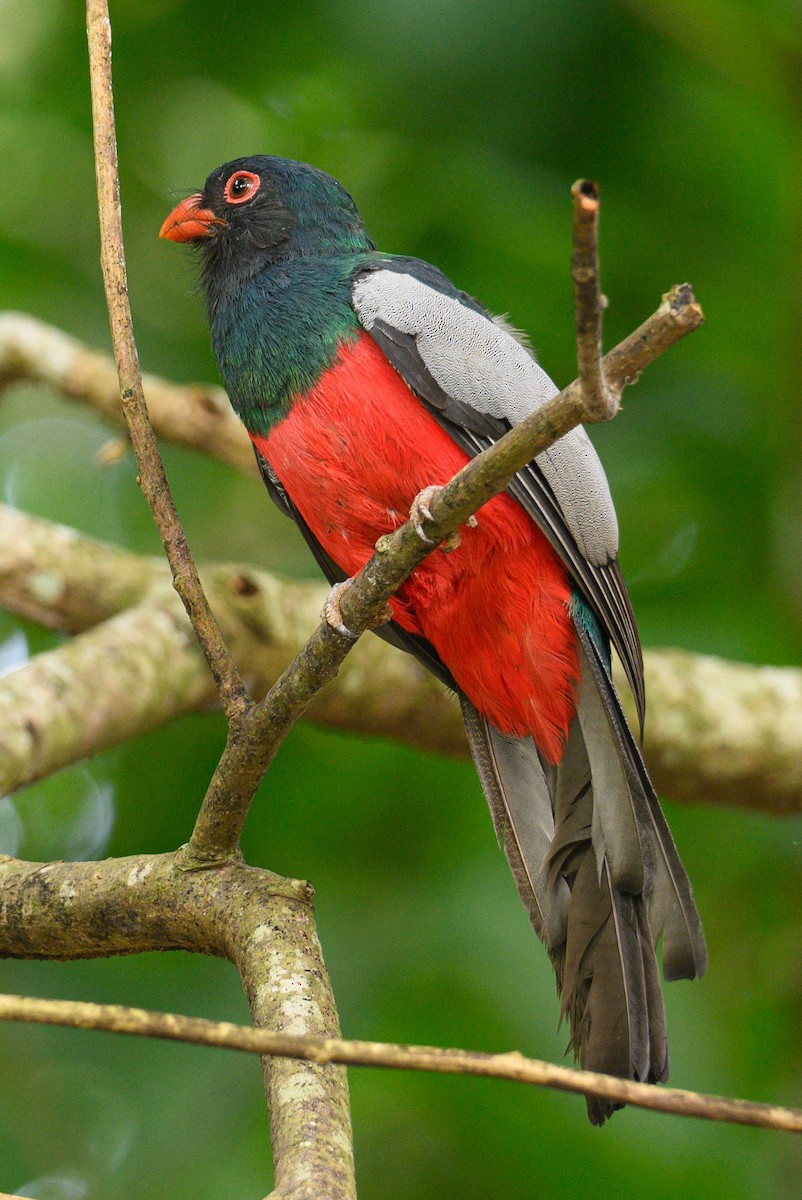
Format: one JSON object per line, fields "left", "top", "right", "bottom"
{"left": 85, "top": 9, "right": 356, "bottom": 1192}
{"left": 85, "top": 1, "right": 248, "bottom": 719}
{"left": 571, "top": 180, "right": 617, "bottom": 418}
{"left": 0, "top": 992, "right": 797, "bottom": 1133}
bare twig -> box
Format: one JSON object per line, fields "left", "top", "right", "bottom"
{"left": 85, "top": 6, "right": 356, "bottom": 1194}
{"left": 571, "top": 180, "right": 617, "bottom": 419}
{"left": 86, "top": 2, "right": 247, "bottom": 719}
{"left": 0, "top": 990, "right": 798, "bottom": 1134}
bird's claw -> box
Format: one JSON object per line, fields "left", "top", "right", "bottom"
{"left": 321, "top": 579, "right": 392, "bottom": 640}
{"left": 322, "top": 580, "right": 359, "bottom": 640}
{"left": 409, "top": 485, "right": 478, "bottom": 552}
{"left": 409, "top": 485, "right": 441, "bottom": 544}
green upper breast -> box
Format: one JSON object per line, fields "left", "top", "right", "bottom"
{"left": 210, "top": 255, "right": 368, "bottom": 437}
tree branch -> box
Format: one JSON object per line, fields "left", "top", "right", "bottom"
{"left": 0, "top": 851, "right": 355, "bottom": 1199}
{"left": 0, "top": 313, "right": 256, "bottom": 477}
{"left": 0, "top": 591, "right": 210, "bottom": 794}
{"left": 0, "top": 985, "right": 798, "bottom": 1134}
{"left": 0, "top": 503, "right": 161, "bottom": 633}
{"left": 3, "top": 504, "right": 799, "bottom": 815}
{"left": 85, "top": 4, "right": 355, "bottom": 1193}
{"left": 571, "top": 180, "right": 618, "bottom": 419}
{"left": 619, "top": 649, "right": 802, "bottom": 815}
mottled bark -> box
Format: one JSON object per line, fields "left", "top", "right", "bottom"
{"left": 0, "top": 852, "right": 354, "bottom": 1198}
{"left": 619, "top": 649, "right": 802, "bottom": 815}
{"left": 2, "top": 504, "right": 799, "bottom": 814}
{"left": 0, "top": 312, "right": 255, "bottom": 476}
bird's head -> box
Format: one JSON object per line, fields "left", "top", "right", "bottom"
{"left": 160, "top": 155, "right": 374, "bottom": 285}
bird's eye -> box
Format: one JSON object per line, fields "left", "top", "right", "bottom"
{"left": 224, "top": 171, "right": 260, "bottom": 205}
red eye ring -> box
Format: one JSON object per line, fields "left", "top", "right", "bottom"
{"left": 224, "top": 170, "right": 260, "bottom": 205}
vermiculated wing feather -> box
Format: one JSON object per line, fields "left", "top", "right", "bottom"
{"left": 369, "top": 319, "right": 505, "bottom": 439}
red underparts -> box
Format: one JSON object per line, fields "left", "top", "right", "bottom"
{"left": 252, "top": 333, "right": 578, "bottom": 762}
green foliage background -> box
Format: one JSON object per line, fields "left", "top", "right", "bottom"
{"left": 0, "top": 1, "right": 800, "bottom": 1197}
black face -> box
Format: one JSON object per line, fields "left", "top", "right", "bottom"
{"left": 161, "top": 155, "right": 375, "bottom": 311}
{"left": 199, "top": 157, "right": 299, "bottom": 258}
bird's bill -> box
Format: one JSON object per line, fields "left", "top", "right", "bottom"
{"left": 159, "top": 194, "right": 223, "bottom": 242}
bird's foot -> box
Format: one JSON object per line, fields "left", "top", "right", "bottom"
{"left": 321, "top": 579, "right": 392, "bottom": 640}
{"left": 409, "top": 484, "right": 478, "bottom": 552}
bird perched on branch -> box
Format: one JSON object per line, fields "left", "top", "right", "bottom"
{"left": 161, "top": 156, "right": 706, "bottom": 1122}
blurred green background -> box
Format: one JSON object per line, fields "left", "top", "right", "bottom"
{"left": 0, "top": 1, "right": 800, "bottom": 1197}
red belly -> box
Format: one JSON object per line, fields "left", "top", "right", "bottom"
{"left": 252, "top": 332, "right": 578, "bottom": 762}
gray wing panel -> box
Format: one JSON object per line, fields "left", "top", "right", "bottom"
{"left": 353, "top": 268, "right": 618, "bottom": 567}
{"left": 353, "top": 268, "right": 645, "bottom": 726}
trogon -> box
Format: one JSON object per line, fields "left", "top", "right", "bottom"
{"left": 161, "top": 155, "right": 706, "bottom": 1123}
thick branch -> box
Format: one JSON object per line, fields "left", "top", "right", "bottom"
{"left": 0, "top": 989, "right": 798, "bottom": 1134}
{"left": 619, "top": 649, "right": 802, "bottom": 815}
{"left": 3, "top": 506, "right": 798, "bottom": 814}
{"left": 0, "top": 852, "right": 355, "bottom": 1198}
{"left": 0, "top": 313, "right": 256, "bottom": 476}
{"left": 0, "top": 503, "right": 161, "bottom": 632}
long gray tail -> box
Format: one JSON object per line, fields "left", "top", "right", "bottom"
{"left": 460, "top": 624, "right": 706, "bottom": 1124}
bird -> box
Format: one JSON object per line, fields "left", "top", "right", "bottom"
{"left": 160, "top": 155, "right": 706, "bottom": 1122}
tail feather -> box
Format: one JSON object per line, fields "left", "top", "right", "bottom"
{"left": 577, "top": 627, "right": 707, "bottom": 982}
{"left": 636, "top": 899, "right": 669, "bottom": 1082}
{"left": 461, "top": 696, "right": 568, "bottom": 948}
{"left": 546, "top": 711, "right": 665, "bottom": 1123}
{"left": 460, "top": 618, "right": 705, "bottom": 1124}
{"left": 556, "top": 862, "right": 649, "bottom": 1124}
{"left": 575, "top": 643, "right": 652, "bottom": 893}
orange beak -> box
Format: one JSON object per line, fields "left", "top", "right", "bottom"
{"left": 159, "top": 193, "right": 224, "bottom": 242}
